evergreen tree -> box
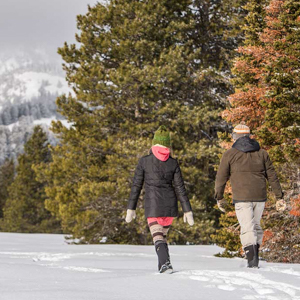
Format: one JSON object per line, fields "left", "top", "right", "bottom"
{"left": 0, "top": 159, "right": 15, "bottom": 219}
{"left": 218, "top": 0, "right": 300, "bottom": 262}
{"left": 242, "top": 0, "right": 269, "bottom": 45}
{"left": 1, "top": 126, "right": 61, "bottom": 233}
{"left": 39, "top": 0, "right": 247, "bottom": 244}
{"left": 213, "top": 0, "right": 271, "bottom": 258}
{"left": 10, "top": 106, "right": 19, "bottom": 123}
{"left": 2, "top": 109, "right": 11, "bottom": 125}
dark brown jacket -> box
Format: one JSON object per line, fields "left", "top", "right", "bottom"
{"left": 215, "top": 136, "right": 283, "bottom": 202}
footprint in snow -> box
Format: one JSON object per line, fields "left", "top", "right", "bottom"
{"left": 174, "top": 270, "right": 300, "bottom": 300}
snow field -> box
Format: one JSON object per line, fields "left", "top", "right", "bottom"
{"left": 0, "top": 233, "right": 299, "bottom": 300}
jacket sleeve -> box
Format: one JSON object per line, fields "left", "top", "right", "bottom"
{"left": 263, "top": 151, "right": 283, "bottom": 199}
{"left": 214, "top": 151, "right": 230, "bottom": 200}
{"left": 173, "top": 161, "right": 192, "bottom": 212}
{"left": 127, "top": 158, "right": 144, "bottom": 210}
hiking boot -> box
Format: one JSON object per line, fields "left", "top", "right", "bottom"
{"left": 244, "top": 244, "right": 258, "bottom": 268}
{"left": 256, "top": 244, "right": 260, "bottom": 267}
{"left": 159, "top": 260, "right": 173, "bottom": 274}
{"left": 155, "top": 241, "right": 170, "bottom": 271}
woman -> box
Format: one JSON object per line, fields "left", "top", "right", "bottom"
{"left": 125, "top": 125, "right": 194, "bottom": 274}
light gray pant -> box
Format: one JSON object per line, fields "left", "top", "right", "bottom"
{"left": 235, "top": 202, "right": 265, "bottom": 248}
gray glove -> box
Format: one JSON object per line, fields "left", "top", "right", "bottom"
{"left": 217, "top": 199, "right": 227, "bottom": 213}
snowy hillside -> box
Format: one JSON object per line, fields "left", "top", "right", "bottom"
{"left": 0, "top": 50, "right": 72, "bottom": 163}
{"left": 0, "top": 50, "right": 70, "bottom": 106}
{"left": 0, "top": 233, "right": 299, "bottom": 300}
{"left": 1, "top": 71, "right": 69, "bottom": 104}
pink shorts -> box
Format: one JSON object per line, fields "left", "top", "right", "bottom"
{"left": 147, "top": 217, "right": 174, "bottom": 226}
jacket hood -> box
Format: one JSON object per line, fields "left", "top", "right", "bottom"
{"left": 232, "top": 136, "right": 260, "bottom": 153}
{"left": 150, "top": 146, "right": 170, "bottom": 161}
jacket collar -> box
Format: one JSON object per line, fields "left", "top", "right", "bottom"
{"left": 232, "top": 136, "right": 260, "bottom": 153}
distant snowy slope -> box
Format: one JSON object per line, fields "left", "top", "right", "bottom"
{"left": 0, "top": 233, "right": 299, "bottom": 300}
{"left": 0, "top": 54, "right": 33, "bottom": 76}
{"left": 0, "top": 50, "right": 72, "bottom": 163}
{"left": 0, "top": 57, "right": 20, "bottom": 75}
{"left": 1, "top": 71, "right": 69, "bottom": 103}
{"left": 0, "top": 50, "right": 70, "bottom": 106}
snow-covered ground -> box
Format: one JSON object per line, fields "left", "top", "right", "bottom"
{"left": 0, "top": 233, "right": 299, "bottom": 300}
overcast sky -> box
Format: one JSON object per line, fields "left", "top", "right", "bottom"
{"left": 0, "top": 0, "right": 99, "bottom": 59}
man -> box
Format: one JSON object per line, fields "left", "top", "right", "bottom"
{"left": 215, "top": 124, "right": 284, "bottom": 268}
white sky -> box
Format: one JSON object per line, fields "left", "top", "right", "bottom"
{"left": 0, "top": 0, "right": 99, "bottom": 58}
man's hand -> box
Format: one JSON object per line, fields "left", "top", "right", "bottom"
{"left": 183, "top": 211, "right": 194, "bottom": 226}
{"left": 217, "top": 198, "right": 227, "bottom": 213}
{"left": 276, "top": 199, "right": 287, "bottom": 212}
{"left": 125, "top": 209, "right": 136, "bottom": 223}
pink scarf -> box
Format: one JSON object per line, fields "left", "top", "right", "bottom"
{"left": 151, "top": 145, "right": 170, "bottom": 161}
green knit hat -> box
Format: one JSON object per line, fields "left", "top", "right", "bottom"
{"left": 152, "top": 125, "right": 171, "bottom": 148}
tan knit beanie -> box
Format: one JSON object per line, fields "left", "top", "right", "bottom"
{"left": 233, "top": 124, "right": 250, "bottom": 134}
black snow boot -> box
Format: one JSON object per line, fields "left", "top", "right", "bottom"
{"left": 166, "top": 243, "right": 170, "bottom": 260}
{"left": 256, "top": 244, "right": 260, "bottom": 267}
{"left": 159, "top": 261, "right": 173, "bottom": 274}
{"left": 155, "top": 241, "right": 173, "bottom": 274}
{"left": 244, "top": 244, "right": 259, "bottom": 268}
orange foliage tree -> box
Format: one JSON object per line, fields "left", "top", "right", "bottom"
{"left": 217, "top": 0, "right": 300, "bottom": 262}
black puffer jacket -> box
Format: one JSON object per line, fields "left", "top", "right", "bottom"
{"left": 127, "top": 150, "right": 192, "bottom": 217}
